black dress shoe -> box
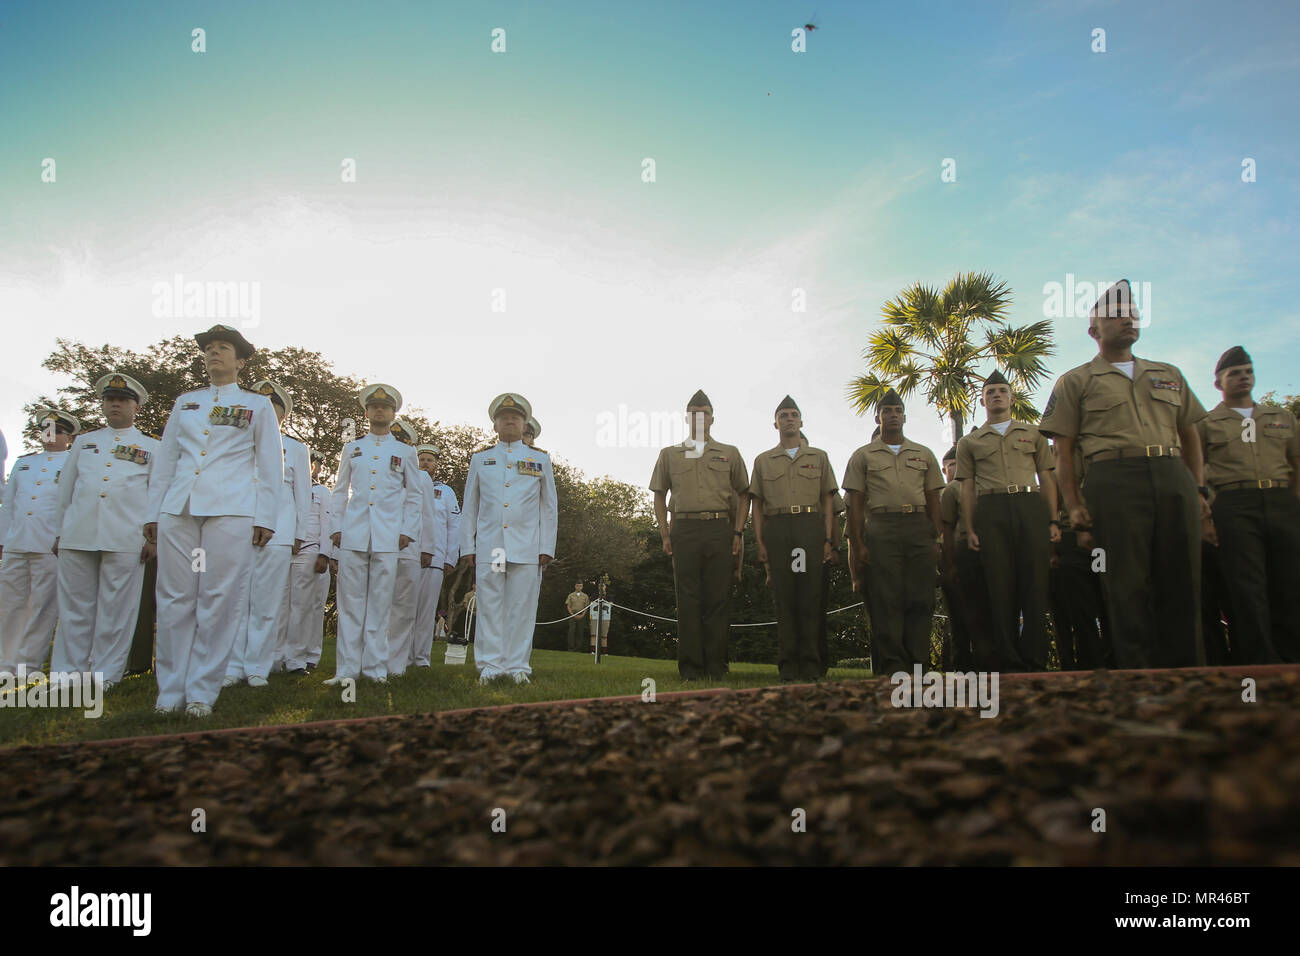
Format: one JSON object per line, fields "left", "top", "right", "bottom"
{"left": 305, "top": 663, "right": 317, "bottom": 673}
{"left": 287, "top": 668, "right": 308, "bottom": 676}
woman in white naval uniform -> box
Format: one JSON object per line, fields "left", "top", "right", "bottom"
{"left": 52, "top": 374, "right": 159, "bottom": 686}
{"left": 281, "top": 449, "right": 333, "bottom": 674}
{"left": 411, "top": 443, "right": 456, "bottom": 668}
{"left": 225, "top": 380, "right": 309, "bottom": 687}
{"left": 144, "top": 325, "right": 282, "bottom": 717}
{"left": 459, "top": 393, "right": 557, "bottom": 684}
{"left": 384, "top": 418, "right": 436, "bottom": 676}
{"left": 327, "top": 385, "right": 421, "bottom": 684}
{"left": 0, "top": 408, "right": 78, "bottom": 678}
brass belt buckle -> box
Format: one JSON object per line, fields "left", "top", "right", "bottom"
{"left": 790, "top": 505, "right": 800, "bottom": 514}
{"left": 1144, "top": 444, "right": 1162, "bottom": 456}
{"left": 901, "top": 504, "right": 914, "bottom": 514}
{"left": 1006, "top": 485, "right": 1017, "bottom": 494}
{"left": 1260, "top": 479, "right": 1273, "bottom": 489}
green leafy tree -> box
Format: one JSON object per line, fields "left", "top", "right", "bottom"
{"left": 846, "top": 272, "right": 1055, "bottom": 445}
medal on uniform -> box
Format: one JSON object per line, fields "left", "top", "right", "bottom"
{"left": 113, "top": 444, "right": 150, "bottom": 465}
{"left": 390, "top": 455, "right": 402, "bottom": 472}
{"left": 516, "top": 460, "right": 542, "bottom": 477}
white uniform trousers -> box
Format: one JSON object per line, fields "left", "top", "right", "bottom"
{"left": 282, "top": 550, "right": 327, "bottom": 671}
{"left": 155, "top": 508, "right": 253, "bottom": 709}
{"left": 474, "top": 561, "right": 542, "bottom": 678}
{"left": 336, "top": 549, "right": 397, "bottom": 680}
{"left": 412, "top": 566, "right": 444, "bottom": 666}
{"left": 386, "top": 555, "right": 420, "bottom": 675}
{"left": 52, "top": 549, "right": 144, "bottom": 683}
{"left": 226, "top": 543, "right": 291, "bottom": 681}
{"left": 0, "top": 551, "right": 59, "bottom": 676}
{"left": 308, "top": 568, "right": 329, "bottom": 665}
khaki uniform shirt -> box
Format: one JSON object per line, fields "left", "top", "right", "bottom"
{"left": 1197, "top": 402, "right": 1299, "bottom": 487}
{"left": 939, "top": 480, "right": 966, "bottom": 542}
{"left": 649, "top": 439, "right": 750, "bottom": 513}
{"left": 842, "top": 439, "right": 944, "bottom": 510}
{"left": 955, "top": 420, "right": 1055, "bottom": 493}
{"left": 750, "top": 445, "right": 838, "bottom": 513}
{"left": 565, "top": 590, "right": 590, "bottom": 616}
{"left": 1039, "top": 355, "right": 1207, "bottom": 459}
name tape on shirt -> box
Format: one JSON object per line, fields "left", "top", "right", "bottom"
{"left": 182, "top": 402, "right": 201, "bottom": 411}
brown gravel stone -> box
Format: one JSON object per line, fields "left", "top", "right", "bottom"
{"left": 1, "top": 669, "right": 1298, "bottom": 864}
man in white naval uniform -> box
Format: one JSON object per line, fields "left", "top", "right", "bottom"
{"left": 385, "top": 418, "right": 436, "bottom": 676}
{"left": 282, "top": 448, "right": 333, "bottom": 674}
{"left": 144, "top": 325, "right": 282, "bottom": 717}
{"left": 412, "top": 443, "right": 458, "bottom": 668}
{"left": 51, "top": 374, "right": 159, "bottom": 686}
{"left": 0, "top": 408, "right": 78, "bottom": 679}
{"left": 225, "top": 380, "right": 308, "bottom": 687}
{"left": 327, "top": 384, "right": 421, "bottom": 685}
{"left": 460, "top": 393, "right": 557, "bottom": 684}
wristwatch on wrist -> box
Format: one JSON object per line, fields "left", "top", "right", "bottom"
{"left": 1198, "top": 486, "right": 1211, "bottom": 499}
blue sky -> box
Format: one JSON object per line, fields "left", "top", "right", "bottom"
{"left": 1, "top": 0, "right": 1297, "bottom": 485}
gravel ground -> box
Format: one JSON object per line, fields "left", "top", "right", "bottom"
{"left": 4, "top": 668, "right": 1298, "bottom": 865}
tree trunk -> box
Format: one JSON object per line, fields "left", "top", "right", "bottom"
{"left": 951, "top": 410, "right": 964, "bottom": 448}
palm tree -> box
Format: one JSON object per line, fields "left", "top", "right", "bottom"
{"left": 846, "top": 271, "right": 1055, "bottom": 446}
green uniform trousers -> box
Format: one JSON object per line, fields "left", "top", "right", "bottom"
{"left": 1084, "top": 457, "right": 1203, "bottom": 668}
{"left": 764, "top": 512, "right": 825, "bottom": 680}
{"left": 864, "top": 513, "right": 937, "bottom": 675}
{"left": 1049, "top": 531, "right": 1110, "bottom": 669}
{"left": 1211, "top": 488, "right": 1300, "bottom": 664}
{"left": 1200, "top": 541, "right": 1234, "bottom": 665}
{"left": 953, "top": 539, "right": 992, "bottom": 671}
{"left": 973, "top": 492, "right": 1051, "bottom": 671}
{"left": 127, "top": 556, "right": 157, "bottom": 673}
{"left": 670, "top": 517, "right": 733, "bottom": 679}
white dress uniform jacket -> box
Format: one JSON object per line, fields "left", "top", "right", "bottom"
{"left": 1, "top": 450, "right": 70, "bottom": 552}
{"left": 434, "top": 481, "right": 460, "bottom": 566}
{"left": 147, "top": 386, "right": 283, "bottom": 528}
{"left": 55, "top": 426, "right": 161, "bottom": 552}
{"left": 331, "top": 432, "right": 422, "bottom": 550}
{"left": 268, "top": 434, "right": 311, "bottom": 547}
{"left": 460, "top": 441, "right": 558, "bottom": 564}
{"left": 301, "top": 484, "right": 334, "bottom": 556}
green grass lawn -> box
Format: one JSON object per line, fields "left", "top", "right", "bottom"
{"left": 0, "top": 640, "right": 873, "bottom": 749}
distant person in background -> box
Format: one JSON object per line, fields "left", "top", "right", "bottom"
{"left": 588, "top": 587, "right": 612, "bottom": 656}
{"left": 565, "top": 580, "right": 589, "bottom": 652}
{"left": 0, "top": 427, "right": 7, "bottom": 494}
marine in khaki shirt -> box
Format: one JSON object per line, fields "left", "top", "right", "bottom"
{"left": 841, "top": 389, "right": 944, "bottom": 675}
{"left": 648, "top": 389, "right": 750, "bottom": 680}
{"left": 748, "top": 396, "right": 838, "bottom": 681}
{"left": 1196, "top": 346, "right": 1300, "bottom": 664}
{"left": 1037, "top": 279, "right": 1209, "bottom": 669}
{"left": 955, "top": 370, "right": 1059, "bottom": 671}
